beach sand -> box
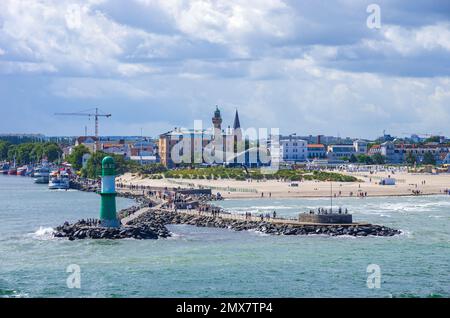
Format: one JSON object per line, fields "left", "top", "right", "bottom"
{"left": 117, "top": 170, "right": 450, "bottom": 199}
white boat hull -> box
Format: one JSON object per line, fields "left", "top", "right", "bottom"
{"left": 34, "top": 176, "right": 49, "bottom": 184}
{"left": 48, "top": 179, "right": 70, "bottom": 190}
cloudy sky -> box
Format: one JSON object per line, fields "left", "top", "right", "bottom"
{"left": 0, "top": 0, "right": 449, "bottom": 139}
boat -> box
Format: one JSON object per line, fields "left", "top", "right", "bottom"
{"left": 0, "top": 163, "right": 9, "bottom": 175}
{"left": 48, "top": 171, "right": 70, "bottom": 190}
{"left": 17, "top": 166, "right": 27, "bottom": 176}
{"left": 8, "top": 167, "right": 17, "bottom": 175}
{"left": 33, "top": 166, "right": 50, "bottom": 184}
{"left": 25, "top": 166, "right": 34, "bottom": 177}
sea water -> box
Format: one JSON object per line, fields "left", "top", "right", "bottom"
{"left": 0, "top": 175, "right": 449, "bottom": 297}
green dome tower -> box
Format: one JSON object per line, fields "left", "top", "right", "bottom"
{"left": 99, "top": 156, "right": 119, "bottom": 228}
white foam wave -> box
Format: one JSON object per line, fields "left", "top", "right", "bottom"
{"left": 377, "top": 200, "right": 450, "bottom": 212}
{"left": 31, "top": 226, "right": 54, "bottom": 239}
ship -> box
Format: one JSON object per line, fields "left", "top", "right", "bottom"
{"left": 8, "top": 167, "right": 17, "bottom": 175}
{"left": 0, "top": 163, "right": 9, "bottom": 175}
{"left": 48, "top": 170, "right": 70, "bottom": 190}
{"left": 33, "top": 165, "right": 50, "bottom": 184}
{"left": 16, "top": 166, "right": 28, "bottom": 176}
{"left": 8, "top": 157, "right": 17, "bottom": 175}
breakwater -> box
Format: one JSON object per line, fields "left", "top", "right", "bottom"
{"left": 53, "top": 217, "right": 170, "bottom": 240}
{"left": 57, "top": 178, "right": 401, "bottom": 239}
{"left": 126, "top": 209, "right": 401, "bottom": 237}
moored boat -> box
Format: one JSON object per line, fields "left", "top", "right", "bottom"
{"left": 17, "top": 166, "right": 27, "bottom": 176}
{"left": 0, "top": 163, "right": 9, "bottom": 175}
{"left": 48, "top": 170, "right": 70, "bottom": 190}
{"left": 33, "top": 166, "right": 50, "bottom": 184}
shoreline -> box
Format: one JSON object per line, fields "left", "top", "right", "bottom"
{"left": 218, "top": 191, "right": 447, "bottom": 200}
{"left": 116, "top": 171, "right": 450, "bottom": 200}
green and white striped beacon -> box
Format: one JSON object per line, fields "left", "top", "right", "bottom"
{"left": 100, "top": 156, "right": 120, "bottom": 228}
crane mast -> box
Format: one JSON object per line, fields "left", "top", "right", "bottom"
{"left": 55, "top": 107, "right": 111, "bottom": 152}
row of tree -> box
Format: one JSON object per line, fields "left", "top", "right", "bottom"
{"left": 345, "top": 152, "right": 436, "bottom": 165}
{"left": 65, "top": 145, "right": 140, "bottom": 179}
{"left": 0, "top": 140, "right": 62, "bottom": 165}
{"left": 405, "top": 152, "right": 436, "bottom": 165}
{"left": 347, "top": 153, "right": 386, "bottom": 165}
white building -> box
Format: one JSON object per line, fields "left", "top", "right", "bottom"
{"left": 327, "top": 144, "right": 356, "bottom": 161}
{"left": 130, "top": 155, "right": 158, "bottom": 164}
{"left": 353, "top": 140, "right": 368, "bottom": 154}
{"left": 279, "top": 138, "right": 308, "bottom": 162}
{"left": 75, "top": 136, "right": 98, "bottom": 153}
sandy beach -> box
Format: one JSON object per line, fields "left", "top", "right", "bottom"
{"left": 117, "top": 170, "right": 450, "bottom": 199}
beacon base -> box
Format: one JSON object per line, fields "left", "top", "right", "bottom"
{"left": 100, "top": 219, "right": 121, "bottom": 228}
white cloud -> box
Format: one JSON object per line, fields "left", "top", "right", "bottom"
{"left": 137, "top": 0, "right": 294, "bottom": 56}
{"left": 0, "top": 0, "right": 166, "bottom": 76}
{"left": 363, "top": 23, "right": 450, "bottom": 56}
{"left": 0, "top": 0, "right": 449, "bottom": 137}
{"left": 0, "top": 61, "right": 58, "bottom": 74}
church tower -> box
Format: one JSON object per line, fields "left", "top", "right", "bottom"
{"left": 233, "top": 109, "right": 242, "bottom": 141}
{"left": 212, "top": 105, "right": 222, "bottom": 130}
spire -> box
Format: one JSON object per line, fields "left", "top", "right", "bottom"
{"left": 214, "top": 105, "right": 221, "bottom": 118}
{"left": 233, "top": 109, "right": 241, "bottom": 130}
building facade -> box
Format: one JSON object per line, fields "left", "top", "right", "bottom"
{"left": 158, "top": 107, "right": 244, "bottom": 167}
{"left": 353, "top": 139, "right": 368, "bottom": 154}
{"left": 307, "top": 144, "right": 327, "bottom": 159}
{"left": 279, "top": 138, "right": 308, "bottom": 162}
{"left": 327, "top": 144, "right": 356, "bottom": 161}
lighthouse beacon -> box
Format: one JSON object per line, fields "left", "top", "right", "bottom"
{"left": 100, "top": 156, "right": 120, "bottom": 228}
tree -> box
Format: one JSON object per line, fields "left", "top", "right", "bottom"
{"left": 422, "top": 152, "right": 436, "bottom": 165}
{"left": 0, "top": 141, "right": 62, "bottom": 164}
{"left": 0, "top": 141, "right": 10, "bottom": 160}
{"left": 357, "top": 154, "right": 373, "bottom": 165}
{"left": 30, "top": 143, "right": 44, "bottom": 162}
{"left": 42, "top": 143, "right": 62, "bottom": 162}
{"left": 372, "top": 153, "right": 385, "bottom": 164}
{"left": 424, "top": 136, "right": 440, "bottom": 143}
{"left": 82, "top": 152, "right": 130, "bottom": 179}
{"left": 349, "top": 154, "right": 358, "bottom": 163}
{"left": 67, "top": 145, "right": 90, "bottom": 170}
{"left": 405, "top": 152, "right": 416, "bottom": 165}
{"left": 15, "top": 143, "right": 35, "bottom": 164}
{"left": 83, "top": 151, "right": 107, "bottom": 179}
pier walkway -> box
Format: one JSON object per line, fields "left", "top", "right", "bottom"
{"left": 121, "top": 201, "right": 166, "bottom": 226}
{"left": 157, "top": 208, "right": 367, "bottom": 227}
{"left": 116, "top": 188, "right": 365, "bottom": 227}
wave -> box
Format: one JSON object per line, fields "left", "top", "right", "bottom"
{"left": 30, "top": 226, "right": 55, "bottom": 240}
{"left": 376, "top": 200, "right": 450, "bottom": 212}
{"left": 0, "top": 289, "right": 28, "bottom": 298}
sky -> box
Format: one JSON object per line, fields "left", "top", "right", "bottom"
{"left": 0, "top": 0, "right": 449, "bottom": 139}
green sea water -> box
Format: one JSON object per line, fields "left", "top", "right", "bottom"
{"left": 0, "top": 175, "right": 449, "bottom": 297}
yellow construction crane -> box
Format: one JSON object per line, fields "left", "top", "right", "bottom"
{"left": 55, "top": 107, "right": 111, "bottom": 151}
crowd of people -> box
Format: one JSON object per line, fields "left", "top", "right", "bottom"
{"left": 308, "top": 207, "right": 348, "bottom": 215}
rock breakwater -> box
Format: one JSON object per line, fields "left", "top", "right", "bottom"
{"left": 129, "top": 210, "right": 401, "bottom": 237}
{"left": 53, "top": 218, "right": 170, "bottom": 240}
